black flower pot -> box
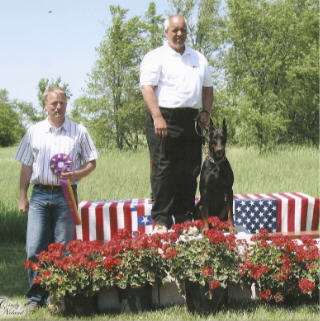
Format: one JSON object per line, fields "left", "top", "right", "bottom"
{"left": 185, "top": 280, "right": 227, "bottom": 314}
{"left": 118, "top": 284, "right": 153, "bottom": 313}
{"left": 64, "top": 293, "right": 97, "bottom": 316}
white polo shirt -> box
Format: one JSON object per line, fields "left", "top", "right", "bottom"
{"left": 15, "top": 117, "right": 99, "bottom": 185}
{"left": 140, "top": 42, "right": 213, "bottom": 109}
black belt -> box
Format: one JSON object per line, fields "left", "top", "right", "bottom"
{"left": 35, "top": 184, "right": 77, "bottom": 190}
{"left": 160, "top": 107, "right": 198, "bottom": 112}
{"left": 34, "top": 184, "right": 61, "bottom": 190}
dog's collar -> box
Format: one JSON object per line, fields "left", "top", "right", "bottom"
{"left": 207, "top": 155, "right": 225, "bottom": 165}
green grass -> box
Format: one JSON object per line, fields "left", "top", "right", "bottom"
{"left": 229, "top": 145, "right": 319, "bottom": 197}
{"left": 0, "top": 145, "right": 318, "bottom": 320}
{"left": 1, "top": 144, "right": 318, "bottom": 204}
{"left": 0, "top": 242, "right": 28, "bottom": 298}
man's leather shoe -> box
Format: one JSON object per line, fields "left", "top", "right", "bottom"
{"left": 25, "top": 301, "right": 40, "bottom": 313}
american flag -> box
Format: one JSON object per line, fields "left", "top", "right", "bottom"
{"left": 75, "top": 193, "right": 319, "bottom": 241}
{"left": 234, "top": 198, "right": 278, "bottom": 234}
{"left": 233, "top": 192, "right": 319, "bottom": 233}
{"left": 75, "top": 199, "right": 154, "bottom": 241}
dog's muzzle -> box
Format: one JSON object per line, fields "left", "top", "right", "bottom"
{"left": 215, "top": 149, "right": 224, "bottom": 158}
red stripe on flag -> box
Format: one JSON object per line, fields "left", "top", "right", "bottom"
{"left": 137, "top": 198, "right": 145, "bottom": 234}
{"left": 266, "top": 194, "right": 282, "bottom": 232}
{"left": 240, "top": 194, "right": 251, "bottom": 199}
{"left": 233, "top": 195, "right": 239, "bottom": 199}
{"left": 109, "top": 202, "right": 118, "bottom": 239}
{"left": 311, "top": 198, "right": 319, "bottom": 230}
{"left": 80, "top": 202, "right": 91, "bottom": 241}
{"left": 253, "top": 194, "right": 264, "bottom": 199}
{"left": 292, "top": 192, "right": 308, "bottom": 231}
{"left": 278, "top": 193, "right": 295, "bottom": 232}
{"left": 123, "top": 201, "right": 132, "bottom": 233}
{"left": 95, "top": 203, "right": 104, "bottom": 241}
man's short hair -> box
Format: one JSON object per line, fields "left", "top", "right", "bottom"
{"left": 43, "top": 86, "right": 67, "bottom": 102}
{"left": 164, "top": 14, "right": 188, "bottom": 32}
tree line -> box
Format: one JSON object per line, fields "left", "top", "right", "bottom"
{"left": 1, "top": 0, "right": 318, "bottom": 152}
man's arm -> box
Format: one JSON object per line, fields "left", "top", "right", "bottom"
{"left": 140, "top": 85, "right": 167, "bottom": 137}
{"left": 60, "top": 160, "right": 96, "bottom": 182}
{"left": 199, "top": 86, "right": 214, "bottom": 127}
{"left": 19, "top": 164, "right": 32, "bottom": 215}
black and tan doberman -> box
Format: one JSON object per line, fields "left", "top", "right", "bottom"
{"left": 196, "top": 118, "right": 236, "bottom": 233}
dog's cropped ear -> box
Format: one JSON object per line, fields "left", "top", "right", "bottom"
{"left": 222, "top": 118, "right": 227, "bottom": 137}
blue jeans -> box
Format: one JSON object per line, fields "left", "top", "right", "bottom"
{"left": 26, "top": 184, "right": 77, "bottom": 303}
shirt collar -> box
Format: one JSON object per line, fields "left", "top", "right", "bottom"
{"left": 164, "top": 41, "right": 191, "bottom": 57}
{"left": 44, "top": 117, "right": 70, "bottom": 133}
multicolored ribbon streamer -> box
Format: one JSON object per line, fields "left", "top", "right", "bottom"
{"left": 50, "top": 154, "right": 81, "bottom": 225}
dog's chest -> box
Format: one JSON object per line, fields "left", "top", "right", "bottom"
{"left": 203, "top": 159, "right": 233, "bottom": 188}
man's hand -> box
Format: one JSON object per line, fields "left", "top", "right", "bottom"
{"left": 19, "top": 196, "right": 29, "bottom": 215}
{"left": 60, "top": 171, "right": 79, "bottom": 182}
{"left": 140, "top": 85, "right": 168, "bottom": 137}
{"left": 198, "top": 111, "right": 211, "bottom": 128}
{"left": 60, "top": 160, "right": 96, "bottom": 183}
{"left": 153, "top": 115, "right": 168, "bottom": 137}
{"left": 19, "top": 164, "right": 32, "bottom": 215}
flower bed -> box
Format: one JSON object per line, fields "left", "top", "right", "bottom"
{"left": 25, "top": 219, "right": 319, "bottom": 314}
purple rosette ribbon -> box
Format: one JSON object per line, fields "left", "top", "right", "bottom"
{"left": 50, "top": 154, "right": 81, "bottom": 225}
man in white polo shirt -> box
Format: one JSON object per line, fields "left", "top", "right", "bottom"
{"left": 140, "top": 14, "right": 213, "bottom": 233}
{"left": 15, "top": 86, "right": 98, "bottom": 312}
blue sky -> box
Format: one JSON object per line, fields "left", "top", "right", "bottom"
{"left": 0, "top": 0, "right": 169, "bottom": 108}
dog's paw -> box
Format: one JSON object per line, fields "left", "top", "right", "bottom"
{"left": 186, "top": 226, "right": 199, "bottom": 236}
{"left": 201, "top": 221, "right": 209, "bottom": 235}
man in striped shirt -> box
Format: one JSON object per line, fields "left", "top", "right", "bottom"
{"left": 15, "top": 86, "right": 99, "bottom": 313}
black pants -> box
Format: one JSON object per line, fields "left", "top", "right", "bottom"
{"left": 146, "top": 107, "right": 202, "bottom": 228}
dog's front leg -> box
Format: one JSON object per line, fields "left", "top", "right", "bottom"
{"left": 227, "top": 203, "right": 236, "bottom": 234}
{"left": 199, "top": 203, "right": 209, "bottom": 234}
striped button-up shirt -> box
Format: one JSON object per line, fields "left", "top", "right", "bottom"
{"left": 15, "top": 117, "right": 99, "bottom": 185}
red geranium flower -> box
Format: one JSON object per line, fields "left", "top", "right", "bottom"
{"left": 48, "top": 242, "right": 64, "bottom": 253}
{"left": 201, "top": 267, "right": 212, "bottom": 276}
{"left": 42, "top": 270, "right": 51, "bottom": 278}
{"left": 31, "top": 262, "right": 42, "bottom": 272}
{"left": 209, "top": 279, "right": 221, "bottom": 290}
{"left": 87, "top": 261, "right": 98, "bottom": 270}
{"left": 24, "top": 260, "right": 33, "bottom": 270}
{"left": 165, "top": 248, "right": 178, "bottom": 259}
{"left": 32, "top": 275, "right": 42, "bottom": 285}
{"left": 103, "top": 256, "right": 116, "bottom": 271}
{"left": 259, "top": 289, "right": 271, "bottom": 301}
{"left": 298, "top": 278, "right": 315, "bottom": 294}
